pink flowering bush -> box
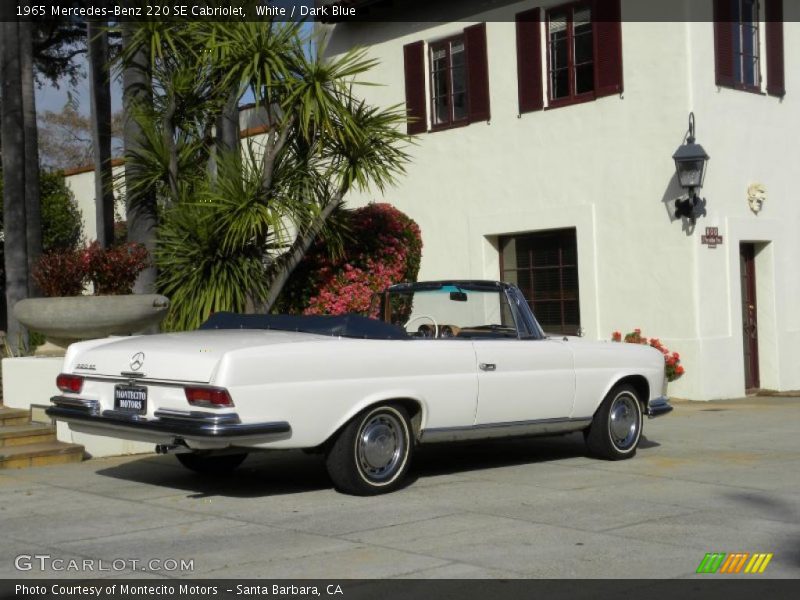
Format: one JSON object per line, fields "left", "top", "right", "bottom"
{"left": 611, "top": 328, "right": 685, "bottom": 382}
{"left": 277, "top": 203, "right": 422, "bottom": 316}
{"left": 32, "top": 241, "right": 150, "bottom": 297}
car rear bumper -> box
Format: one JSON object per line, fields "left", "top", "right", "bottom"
{"left": 46, "top": 396, "right": 291, "bottom": 442}
{"left": 647, "top": 396, "right": 673, "bottom": 418}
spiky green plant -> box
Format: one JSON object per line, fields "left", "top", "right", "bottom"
{"left": 115, "top": 19, "right": 411, "bottom": 330}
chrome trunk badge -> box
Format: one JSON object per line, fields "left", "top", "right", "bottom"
{"left": 130, "top": 352, "right": 145, "bottom": 371}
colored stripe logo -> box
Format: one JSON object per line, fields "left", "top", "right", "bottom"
{"left": 696, "top": 552, "right": 773, "bottom": 574}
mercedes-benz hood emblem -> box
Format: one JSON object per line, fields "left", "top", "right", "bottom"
{"left": 130, "top": 352, "right": 145, "bottom": 372}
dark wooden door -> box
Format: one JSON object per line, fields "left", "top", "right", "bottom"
{"left": 739, "top": 243, "right": 760, "bottom": 390}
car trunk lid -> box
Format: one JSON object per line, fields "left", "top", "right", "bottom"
{"left": 66, "top": 329, "right": 326, "bottom": 383}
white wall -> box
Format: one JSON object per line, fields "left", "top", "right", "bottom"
{"left": 322, "top": 4, "right": 800, "bottom": 400}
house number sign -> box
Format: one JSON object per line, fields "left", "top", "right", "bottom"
{"left": 701, "top": 227, "right": 723, "bottom": 248}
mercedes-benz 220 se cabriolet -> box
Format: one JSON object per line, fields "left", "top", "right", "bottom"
{"left": 47, "top": 281, "right": 672, "bottom": 495}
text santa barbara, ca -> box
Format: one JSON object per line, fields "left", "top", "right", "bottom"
{"left": 15, "top": 1, "right": 360, "bottom": 21}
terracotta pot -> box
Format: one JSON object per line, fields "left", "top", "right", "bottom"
{"left": 14, "top": 295, "right": 170, "bottom": 357}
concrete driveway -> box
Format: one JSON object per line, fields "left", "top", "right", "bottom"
{"left": 1, "top": 397, "right": 798, "bottom": 579}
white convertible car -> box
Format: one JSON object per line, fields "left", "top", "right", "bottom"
{"left": 48, "top": 280, "right": 672, "bottom": 495}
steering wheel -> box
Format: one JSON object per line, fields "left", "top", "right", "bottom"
{"left": 405, "top": 314, "right": 439, "bottom": 338}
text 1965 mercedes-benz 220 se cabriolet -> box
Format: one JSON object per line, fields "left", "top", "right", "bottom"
{"left": 47, "top": 281, "right": 672, "bottom": 495}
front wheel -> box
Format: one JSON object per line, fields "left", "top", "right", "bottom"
{"left": 176, "top": 451, "right": 248, "bottom": 474}
{"left": 585, "top": 384, "right": 643, "bottom": 460}
{"left": 325, "top": 404, "right": 413, "bottom": 495}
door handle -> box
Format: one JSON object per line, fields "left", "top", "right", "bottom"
{"left": 479, "top": 363, "right": 496, "bottom": 371}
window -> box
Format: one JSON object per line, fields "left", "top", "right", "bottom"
{"left": 430, "top": 36, "right": 468, "bottom": 126}
{"left": 547, "top": 4, "right": 594, "bottom": 103}
{"left": 714, "top": 0, "right": 785, "bottom": 96}
{"left": 402, "top": 23, "right": 490, "bottom": 134}
{"left": 733, "top": 0, "right": 761, "bottom": 89}
{"left": 500, "top": 229, "right": 581, "bottom": 335}
{"left": 516, "top": 0, "right": 622, "bottom": 115}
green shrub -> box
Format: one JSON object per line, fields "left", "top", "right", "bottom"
{"left": 0, "top": 170, "right": 85, "bottom": 280}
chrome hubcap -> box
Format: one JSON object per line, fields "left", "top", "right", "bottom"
{"left": 609, "top": 393, "right": 640, "bottom": 450}
{"left": 357, "top": 412, "right": 405, "bottom": 482}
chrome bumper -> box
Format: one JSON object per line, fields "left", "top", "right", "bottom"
{"left": 46, "top": 396, "right": 291, "bottom": 440}
{"left": 647, "top": 396, "right": 673, "bottom": 418}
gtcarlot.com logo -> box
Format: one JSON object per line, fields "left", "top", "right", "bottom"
{"left": 696, "top": 552, "right": 773, "bottom": 574}
{"left": 15, "top": 554, "right": 194, "bottom": 573}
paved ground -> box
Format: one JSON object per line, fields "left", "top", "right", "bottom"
{"left": 1, "top": 397, "right": 798, "bottom": 579}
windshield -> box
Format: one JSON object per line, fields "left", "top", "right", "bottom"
{"left": 378, "top": 285, "right": 521, "bottom": 339}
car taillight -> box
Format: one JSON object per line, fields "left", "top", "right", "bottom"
{"left": 184, "top": 386, "right": 234, "bottom": 408}
{"left": 56, "top": 373, "right": 84, "bottom": 394}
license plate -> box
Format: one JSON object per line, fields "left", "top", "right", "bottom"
{"left": 114, "top": 384, "right": 148, "bottom": 414}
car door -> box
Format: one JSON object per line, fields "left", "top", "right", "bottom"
{"left": 472, "top": 338, "right": 576, "bottom": 424}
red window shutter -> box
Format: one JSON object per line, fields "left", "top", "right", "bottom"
{"left": 592, "top": 0, "right": 623, "bottom": 97}
{"left": 403, "top": 41, "right": 427, "bottom": 134}
{"left": 465, "top": 22, "right": 491, "bottom": 123}
{"left": 713, "top": 0, "right": 734, "bottom": 87}
{"left": 516, "top": 8, "right": 544, "bottom": 113}
{"left": 765, "top": 0, "right": 785, "bottom": 97}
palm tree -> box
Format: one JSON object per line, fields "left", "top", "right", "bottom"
{"left": 20, "top": 21, "right": 43, "bottom": 295}
{"left": 1, "top": 17, "right": 30, "bottom": 349}
{"left": 121, "top": 22, "right": 157, "bottom": 292}
{"left": 88, "top": 20, "right": 115, "bottom": 247}
{"left": 117, "top": 21, "right": 410, "bottom": 330}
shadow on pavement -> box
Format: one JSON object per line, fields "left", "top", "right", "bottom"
{"left": 725, "top": 490, "right": 800, "bottom": 568}
{"left": 93, "top": 431, "right": 663, "bottom": 497}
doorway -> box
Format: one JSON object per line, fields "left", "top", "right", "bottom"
{"left": 739, "top": 243, "right": 760, "bottom": 390}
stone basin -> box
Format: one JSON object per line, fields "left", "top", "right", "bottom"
{"left": 14, "top": 295, "right": 170, "bottom": 356}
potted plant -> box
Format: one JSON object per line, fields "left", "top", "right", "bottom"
{"left": 14, "top": 242, "right": 169, "bottom": 356}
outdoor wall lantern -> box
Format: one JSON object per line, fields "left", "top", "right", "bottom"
{"left": 672, "top": 112, "right": 710, "bottom": 222}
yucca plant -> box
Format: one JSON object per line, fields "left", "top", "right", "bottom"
{"left": 116, "top": 18, "right": 411, "bottom": 330}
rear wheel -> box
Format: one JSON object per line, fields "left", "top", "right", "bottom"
{"left": 176, "top": 452, "right": 248, "bottom": 474}
{"left": 325, "top": 404, "right": 413, "bottom": 495}
{"left": 585, "top": 384, "right": 643, "bottom": 460}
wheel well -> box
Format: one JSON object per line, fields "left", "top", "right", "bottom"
{"left": 319, "top": 398, "right": 424, "bottom": 452}
{"left": 385, "top": 398, "right": 424, "bottom": 441}
{"left": 613, "top": 375, "right": 650, "bottom": 410}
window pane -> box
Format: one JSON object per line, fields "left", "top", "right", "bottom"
{"left": 551, "top": 68, "right": 569, "bottom": 99}
{"left": 575, "top": 63, "right": 593, "bottom": 95}
{"left": 551, "top": 34, "right": 568, "bottom": 70}
{"left": 451, "top": 41, "right": 465, "bottom": 64}
{"left": 574, "top": 29, "right": 593, "bottom": 65}
{"left": 744, "top": 56, "right": 758, "bottom": 86}
{"left": 574, "top": 7, "right": 591, "bottom": 31}
{"left": 742, "top": 0, "right": 757, "bottom": 22}
{"left": 532, "top": 269, "right": 560, "bottom": 298}
{"left": 549, "top": 11, "right": 567, "bottom": 35}
{"left": 451, "top": 61, "right": 466, "bottom": 94}
{"left": 452, "top": 92, "right": 467, "bottom": 121}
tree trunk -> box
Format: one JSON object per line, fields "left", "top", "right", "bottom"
{"left": 1, "top": 19, "right": 30, "bottom": 349}
{"left": 262, "top": 195, "right": 343, "bottom": 313}
{"left": 19, "top": 21, "right": 42, "bottom": 297}
{"left": 122, "top": 22, "right": 157, "bottom": 293}
{"left": 215, "top": 91, "right": 240, "bottom": 156}
{"left": 88, "top": 20, "right": 115, "bottom": 248}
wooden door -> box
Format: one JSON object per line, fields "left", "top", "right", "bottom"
{"left": 739, "top": 243, "right": 760, "bottom": 390}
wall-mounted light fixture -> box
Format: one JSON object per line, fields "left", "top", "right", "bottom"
{"left": 672, "top": 112, "right": 710, "bottom": 223}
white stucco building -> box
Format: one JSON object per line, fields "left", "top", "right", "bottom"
{"left": 316, "top": 0, "right": 800, "bottom": 400}
{"left": 59, "top": 0, "right": 798, "bottom": 401}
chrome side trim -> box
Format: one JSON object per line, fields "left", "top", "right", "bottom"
{"left": 647, "top": 396, "right": 673, "bottom": 418}
{"left": 420, "top": 416, "right": 593, "bottom": 444}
